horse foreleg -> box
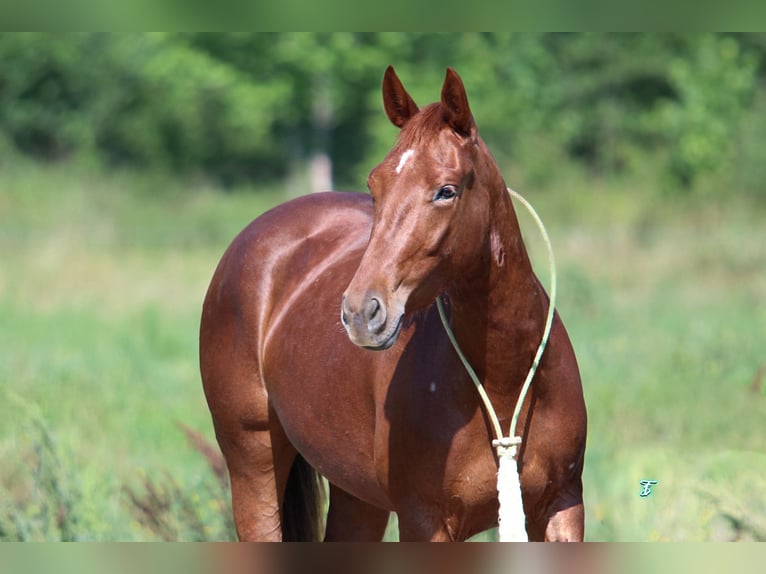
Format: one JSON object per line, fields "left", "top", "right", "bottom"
{"left": 396, "top": 502, "right": 462, "bottom": 542}
{"left": 543, "top": 502, "right": 584, "bottom": 542}
{"left": 323, "top": 483, "right": 390, "bottom": 541}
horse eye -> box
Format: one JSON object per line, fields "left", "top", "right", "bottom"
{"left": 434, "top": 185, "right": 458, "bottom": 202}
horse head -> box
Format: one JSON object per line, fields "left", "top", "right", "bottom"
{"left": 341, "top": 66, "right": 505, "bottom": 350}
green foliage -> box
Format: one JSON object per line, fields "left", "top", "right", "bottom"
{"left": 123, "top": 450, "right": 235, "bottom": 542}
{"left": 0, "top": 33, "right": 290, "bottom": 182}
{"left": 0, "top": 391, "right": 236, "bottom": 542}
{"left": 0, "top": 33, "right": 763, "bottom": 193}
{"left": 0, "top": 392, "right": 84, "bottom": 541}
{"left": 652, "top": 35, "right": 757, "bottom": 188}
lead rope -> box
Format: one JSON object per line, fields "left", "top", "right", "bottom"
{"left": 435, "top": 186, "right": 557, "bottom": 542}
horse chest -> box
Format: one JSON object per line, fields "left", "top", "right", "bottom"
{"left": 383, "top": 433, "right": 502, "bottom": 539}
{"left": 378, "top": 392, "right": 498, "bottom": 497}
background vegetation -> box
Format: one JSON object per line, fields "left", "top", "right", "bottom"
{"left": 0, "top": 33, "right": 764, "bottom": 541}
{"left": 2, "top": 33, "right": 766, "bottom": 194}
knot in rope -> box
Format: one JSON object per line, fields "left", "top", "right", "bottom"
{"left": 492, "top": 436, "right": 522, "bottom": 458}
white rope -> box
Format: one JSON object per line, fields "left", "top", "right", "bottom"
{"left": 496, "top": 444, "right": 526, "bottom": 541}
{"left": 436, "top": 186, "right": 557, "bottom": 542}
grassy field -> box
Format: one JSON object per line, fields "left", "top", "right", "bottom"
{"left": 1, "top": 159, "right": 764, "bottom": 541}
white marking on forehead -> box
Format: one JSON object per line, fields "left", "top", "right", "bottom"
{"left": 395, "top": 149, "right": 415, "bottom": 174}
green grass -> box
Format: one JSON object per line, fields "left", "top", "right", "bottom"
{"left": 1, "top": 159, "right": 764, "bottom": 541}
{"left": 0, "top": 161, "right": 280, "bottom": 541}
{"left": 524, "top": 178, "right": 766, "bottom": 541}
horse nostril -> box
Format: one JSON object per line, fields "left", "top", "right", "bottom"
{"left": 369, "top": 298, "right": 380, "bottom": 319}
{"left": 340, "top": 296, "right": 349, "bottom": 327}
{"left": 366, "top": 296, "right": 386, "bottom": 332}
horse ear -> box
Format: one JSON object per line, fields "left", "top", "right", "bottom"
{"left": 382, "top": 65, "right": 419, "bottom": 128}
{"left": 440, "top": 67, "right": 475, "bottom": 138}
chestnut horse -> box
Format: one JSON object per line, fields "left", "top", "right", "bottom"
{"left": 200, "top": 67, "right": 587, "bottom": 541}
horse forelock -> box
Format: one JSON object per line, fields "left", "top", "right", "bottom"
{"left": 396, "top": 103, "right": 448, "bottom": 147}
{"left": 385, "top": 103, "right": 479, "bottom": 171}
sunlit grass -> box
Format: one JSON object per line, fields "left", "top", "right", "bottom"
{"left": 0, "top": 161, "right": 281, "bottom": 540}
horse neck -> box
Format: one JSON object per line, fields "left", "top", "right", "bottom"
{"left": 446, "top": 174, "right": 547, "bottom": 399}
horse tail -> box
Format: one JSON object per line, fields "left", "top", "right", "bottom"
{"left": 282, "top": 454, "right": 325, "bottom": 541}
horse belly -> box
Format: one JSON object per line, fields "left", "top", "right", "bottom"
{"left": 264, "top": 338, "right": 387, "bottom": 504}
{"left": 258, "top": 234, "right": 390, "bottom": 508}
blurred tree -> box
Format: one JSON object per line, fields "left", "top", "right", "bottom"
{"left": 187, "top": 32, "right": 410, "bottom": 189}
{"left": 0, "top": 33, "right": 761, "bottom": 193}
{"left": 0, "top": 33, "right": 94, "bottom": 159}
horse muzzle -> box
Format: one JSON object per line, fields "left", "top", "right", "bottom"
{"left": 340, "top": 292, "right": 403, "bottom": 350}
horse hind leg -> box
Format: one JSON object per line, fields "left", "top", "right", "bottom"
{"left": 213, "top": 413, "right": 294, "bottom": 541}
{"left": 202, "top": 359, "right": 327, "bottom": 541}
{"left": 200, "top": 319, "right": 295, "bottom": 540}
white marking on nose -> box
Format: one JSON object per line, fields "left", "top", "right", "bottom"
{"left": 429, "top": 382, "right": 437, "bottom": 393}
{"left": 396, "top": 149, "right": 415, "bottom": 174}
